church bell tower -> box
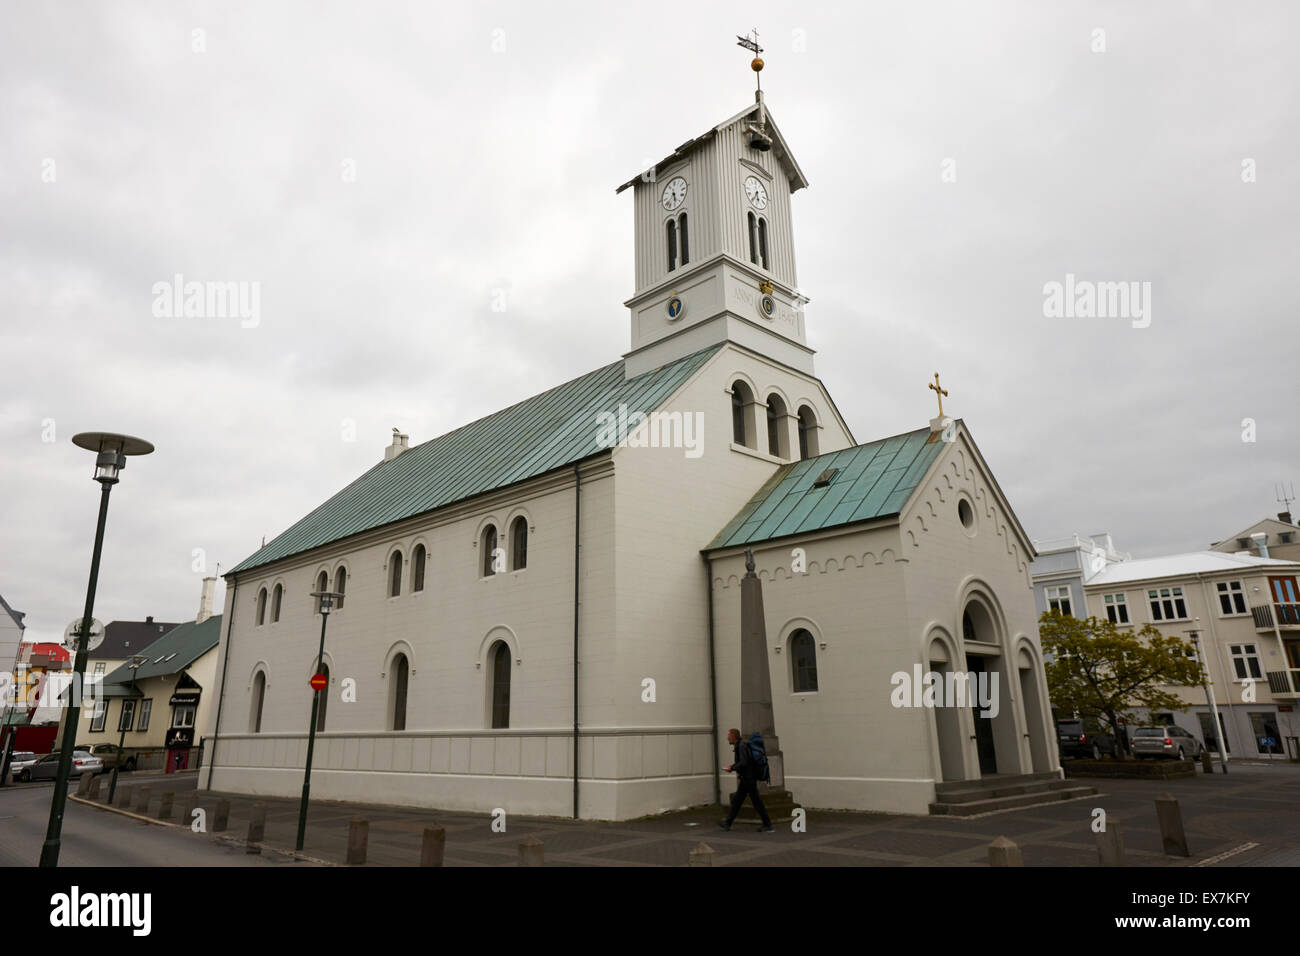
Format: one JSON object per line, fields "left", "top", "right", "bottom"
{"left": 617, "top": 47, "right": 813, "bottom": 378}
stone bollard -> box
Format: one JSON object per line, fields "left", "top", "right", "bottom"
{"left": 420, "top": 825, "right": 446, "bottom": 867}
{"left": 347, "top": 817, "right": 369, "bottom": 865}
{"left": 246, "top": 802, "right": 266, "bottom": 847}
{"left": 1155, "top": 793, "right": 1190, "bottom": 857}
{"left": 1201, "top": 750, "right": 1213, "bottom": 774}
{"left": 157, "top": 791, "right": 174, "bottom": 821}
{"left": 689, "top": 842, "right": 715, "bottom": 867}
{"left": 77, "top": 773, "right": 93, "bottom": 796}
{"left": 115, "top": 784, "right": 132, "bottom": 809}
{"left": 133, "top": 787, "right": 150, "bottom": 814}
{"left": 518, "top": 835, "right": 544, "bottom": 867}
{"left": 1096, "top": 818, "right": 1126, "bottom": 866}
{"left": 987, "top": 836, "right": 1023, "bottom": 867}
{"left": 87, "top": 774, "right": 102, "bottom": 800}
{"left": 213, "top": 798, "right": 230, "bottom": 833}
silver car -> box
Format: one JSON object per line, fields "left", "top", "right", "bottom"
{"left": 6, "top": 751, "right": 38, "bottom": 781}
{"left": 1131, "top": 725, "right": 1204, "bottom": 760}
{"left": 18, "top": 750, "right": 103, "bottom": 781}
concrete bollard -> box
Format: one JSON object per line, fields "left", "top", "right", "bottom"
{"left": 1155, "top": 793, "right": 1190, "bottom": 857}
{"left": 689, "top": 842, "right": 715, "bottom": 867}
{"left": 87, "top": 774, "right": 102, "bottom": 800}
{"left": 133, "top": 787, "right": 150, "bottom": 814}
{"left": 157, "top": 791, "right": 174, "bottom": 821}
{"left": 77, "top": 773, "right": 93, "bottom": 796}
{"left": 347, "top": 817, "right": 369, "bottom": 865}
{"left": 246, "top": 802, "right": 266, "bottom": 845}
{"left": 518, "top": 835, "right": 544, "bottom": 867}
{"left": 115, "top": 784, "right": 132, "bottom": 809}
{"left": 213, "top": 798, "right": 230, "bottom": 833}
{"left": 420, "top": 826, "right": 446, "bottom": 867}
{"left": 1201, "top": 750, "right": 1213, "bottom": 774}
{"left": 987, "top": 836, "right": 1023, "bottom": 867}
{"left": 1096, "top": 818, "right": 1126, "bottom": 866}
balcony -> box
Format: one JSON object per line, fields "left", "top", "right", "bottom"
{"left": 1252, "top": 603, "right": 1300, "bottom": 631}
{"left": 1266, "top": 669, "right": 1300, "bottom": 696}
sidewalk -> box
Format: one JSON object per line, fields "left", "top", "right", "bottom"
{"left": 69, "top": 761, "right": 1300, "bottom": 866}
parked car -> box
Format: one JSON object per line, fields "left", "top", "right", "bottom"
{"left": 1056, "top": 718, "right": 1116, "bottom": 759}
{"left": 18, "top": 750, "right": 103, "bottom": 782}
{"left": 76, "top": 743, "right": 137, "bottom": 771}
{"left": 1132, "top": 725, "right": 1204, "bottom": 760}
{"left": 5, "top": 751, "right": 39, "bottom": 781}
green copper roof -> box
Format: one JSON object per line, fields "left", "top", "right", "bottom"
{"left": 100, "top": 614, "right": 222, "bottom": 692}
{"left": 231, "top": 346, "right": 722, "bottom": 574}
{"left": 706, "top": 425, "right": 946, "bottom": 551}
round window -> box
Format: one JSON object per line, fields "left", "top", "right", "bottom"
{"left": 958, "top": 498, "right": 975, "bottom": 531}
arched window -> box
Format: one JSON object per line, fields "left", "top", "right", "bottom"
{"left": 334, "top": 567, "right": 347, "bottom": 609}
{"left": 766, "top": 394, "right": 788, "bottom": 458}
{"left": 256, "top": 588, "right": 267, "bottom": 626}
{"left": 748, "top": 212, "right": 759, "bottom": 265}
{"left": 390, "top": 653, "right": 409, "bottom": 731}
{"left": 389, "top": 550, "right": 403, "bottom": 597}
{"left": 315, "top": 663, "right": 329, "bottom": 732}
{"left": 963, "top": 611, "right": 977, "bottom": 643}
{"left": 271, "top": 584, "right": 283, "bottom": 623}
{"left": 797, "top": 406, "right": 819, "bottom": 460}
{"left": 731, "top": 381, "right": 754, "bottom": 448}
{"left": 678, "top": 213, "right": 689, "bottom": 266}
{"left": 510, "top": 517, "right": 528, "bottom": 571}
{"left": 757, "top": 216, "right": 769, "bottom": 269}
{"left": 666, "top": 219, "right": 678, "bottom": 272}
{"left": 411, "top": 545, "right": 426, "bottom": 593}
{"left": 481, "top": 525, "right": 499, "bottom": 577}
{"left": 490, "top": 641, "right": 511, "bottom": 729}
{"left": 315, "top": 571, "right": 328, "bottom": 612}
{"left": 790, "top": 630, "right": 819, "bottom": 693}
{"left": 250, "top": 672, "right": 266, "bottom": 733}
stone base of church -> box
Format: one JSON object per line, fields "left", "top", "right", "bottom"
{"left": 784, "top": 775, "right": 939, "bottom": 816}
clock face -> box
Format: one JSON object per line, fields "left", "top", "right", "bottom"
{"left": 661, "top": 176, "right": 688, "bottom": 211}
{"left": 744, "top": 175, "right": 769, "bottom": 210}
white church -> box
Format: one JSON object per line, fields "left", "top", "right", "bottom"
{"left": 202, "top": 73, "right": 1061, "bottom": 819}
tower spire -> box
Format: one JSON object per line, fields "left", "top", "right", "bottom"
{"left": 736, "top": 29, "right": 771, "bottom": 150}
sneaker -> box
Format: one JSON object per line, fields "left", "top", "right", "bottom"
{"left": 758, "top": 825, "right": 775, "bottom": 833}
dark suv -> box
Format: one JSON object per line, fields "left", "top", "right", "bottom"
{"left": 1057, "top": 718, "right": 1116, "bottom": 759}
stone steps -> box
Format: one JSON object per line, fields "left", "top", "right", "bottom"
{"left": 930, "top": 775, "right": 1098, "bottom": 816}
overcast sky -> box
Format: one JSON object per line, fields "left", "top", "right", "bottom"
{"left": 2, "top": 1, "right": 1297, "bottom": 645}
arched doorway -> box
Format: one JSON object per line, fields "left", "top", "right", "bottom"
{"left": 960, "top": 595, "right": 1022, "bottom": 778}
{"left": 928, "top": 635, "right": 965, "bottom": 782}
{"left": 1017, "top": 645, "right": 1052, "bottom": 772}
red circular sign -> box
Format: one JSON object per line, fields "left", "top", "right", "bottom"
{"left": 310, "top": 673, "right": 327, "bottom": 691}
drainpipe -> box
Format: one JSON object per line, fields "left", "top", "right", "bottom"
{"left": 572, "top": 463, "right": 581, "bottom": 819}
{"left": 205, "top": 580, "right": 238, "bottom": 791}
{"left": 704, "top": 554, "right": 720, "bottom": 806}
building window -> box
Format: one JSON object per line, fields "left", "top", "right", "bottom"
{"left": 731, "top": 381, "right": 754, "bottom": 447}
{"left": 256, "top": 587, "right": 268, "bottom": 626}
{"left": 490, "top": 641, "right": 511, "bottom": 729}
{"left": 250, "top": 674, "right": 264, "bottom": 733}
{"left": 391, "top": 653, "right": 409, "bottom": 731}
{"left": 389, "top": 550, "right": 403, "bottom": 597}
{"left": 1046, "top": 585, "right": 1073, "bottom": 617}
{"left": 412, "top": 545, "right": 427, "bottom": 592}
{"left": 1249, "top": 712, "right": 1283, "bottom": 754}
{"left": 962, "top": 611, "right": 977, "bottom": 643}
{"left": 172, "top": 704, "right": 196, "bottom": 729}
{"left": 666, "top": 218, "right": 678, "bottom": 272}
{"left": 1229, "top": 644, "right": 1263, "bottom": 681}
{"left": 678, "top": 213, "right": 689, "bottom": 265}
{"left": 797, "top": 406, "right": 818, "bottom": 460}
{"left": 138, "top": 699, "right": 152, "bottom": 732}
{"left": 790, "top": 629, "right": 819, "bottom": 692}
{"left": 481, "top": 525, "right": 499, "bottom": 577}
{"left": 510, "top": 517, "right": 528, "bottom": 571}
{"left": 757, "top": 216, "right": 769, "bottom": 269}
{"left": 89, "top": 698, "right": 107, "bottom": 733}
{"left": 1217, "top": 581, "right": 1247, "bottom": 615}
{"left": 1103, "top": 592, "right": 1129, "bottom": 624}
{"left": 766, "top": 395, "right": 787, "bottom": 458}
{"left": 334, "top": 567, "right": 347, "bottom": 610}
{"left": 316, "top": 664, "right": 329, "bottom": 732}
{"left": 748, "top": 212, "right": 759, "bottom": 265}
{"left": 118, "top": 699, "right": 136, "bottom": 733}
{"left": 1148, "top": 586, "right": 1188, "bottom": 621}
{"left": 271, "top": 584, "right": 283, "bottom": 623}
{"left": 315, "top": 571, "right": 328, "bottom": 612}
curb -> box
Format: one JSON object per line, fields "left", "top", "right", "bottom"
{"left": 68, "top": 794, "right": 338, "bottom": 866}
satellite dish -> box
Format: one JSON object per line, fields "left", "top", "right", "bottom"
{"left": 63, "top": 617, "right": 105, "bottom": 653}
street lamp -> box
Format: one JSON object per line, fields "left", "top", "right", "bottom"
{"left": 106, "top": 654, "right": 147, "bottom": 804}
{"left": 39, "top": 432, "right": 153, "bottom": 868}
{"left": 1186, "top": 627, "right": 1228, "bottom": 774}
{"left": 296, "top": 589, "right": 342, "bottom": 852}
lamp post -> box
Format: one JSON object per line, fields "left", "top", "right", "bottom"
{"left": 39, "top": 432, "right": 153, "bottom": 868}
{"left": 295, "top": 589, "right": 341, "bottom": 852}
{"left": 106, "top": 654, "right": 147, "bottom": 804}
{"left": 1187, "top": 628, "right": 1228, "bottom": 774}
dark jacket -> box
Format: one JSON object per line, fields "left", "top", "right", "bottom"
{"left": 732, "top": 738, "right": 758, "bottom": 782}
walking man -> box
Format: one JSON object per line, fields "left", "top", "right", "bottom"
{"left": 720, "top": 727, "right": 773, "bottom": 832}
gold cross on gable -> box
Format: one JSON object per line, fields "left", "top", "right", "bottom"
{"left": 928, "top": 372, "right": 948, "bottom": 416}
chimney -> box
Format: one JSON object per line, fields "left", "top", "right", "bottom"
{"left": 1089, "top": 532, "right": 1115, "bottom": 555}
{"left": 145, "top": 615, "right": 153, "bottom": 624}
{"left": 384, "top": 428, "right": 409, "bottom": 463}
{"left": 1279, "top": 511, "right": 1294, "bottom": 525}
{"left": 1251, "top": 532, "right": 1270, "bottom": 559}
{"left": 197, "top": 576, "right": 217, "bottom": 624}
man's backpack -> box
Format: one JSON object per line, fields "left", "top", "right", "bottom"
{"left": 746, "top": 732, "right": 770, "bottom": 783}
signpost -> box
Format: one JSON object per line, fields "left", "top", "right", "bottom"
{"left": 296, "top": 592, "right": 341, "bottom": 852}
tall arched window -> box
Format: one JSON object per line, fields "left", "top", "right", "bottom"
{"left": 315, "top": 571, "right": 328, "bottom": 612}
{"left": 797, "top": 406, "right": 819, "bottom": 460}
{"left": 315, "top": 663, "right": 329, "bottom": 732}
{"left": 757, "top": 216, "right": 769, "bottom": 269}
{"left": 790, "top": 630, "right": 819, "bottom": 692}
{"left": 766, "top": 394, "right": 788, "bottom": 458}
{"left": 510, "top": 517, "right": 528, "bottom": 571}
{"left": 748, "top": 212, "right": 759, "bottom": 265}
{"left": 963, "top": 611, "right": 977, "bottom": 643}
{"left": 678, "top": 213, "right": 689, "bottom": 266}
{"left": 481, "top": 525, "right": 499, "bottom": 577}
{"left": 666, "top": 219, "right": 678, "bottom": 272}
{"left": 490, "top": 641, "right": 511, "bottom": 729}
{"left": 389, "top": 550, "right": 403, "bottom": 597}
{"left": 731, "top": 381, "right": 754, "bottom": 448}
{"left": 334, "top": 567, "right": 347, "bottom": 609}
{"left": 256, "top": 587, "right": 268, "bottom": 626}
{"left": 411, "top": 545, "right": 426, "bottom": 592}
{"left": 271, "top": 584, "right": 283, "bottom": 623}
{"left": 250, "top": 671, "right": 266, "bottom": 733}
{"left": 390, "top": 653, "right": 409, "bottom": 731}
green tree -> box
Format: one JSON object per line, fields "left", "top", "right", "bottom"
{"left": 1039, "top": 612, "right": 1204, "bottom": 758}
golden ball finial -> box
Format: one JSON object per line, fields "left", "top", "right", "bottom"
{"left": 751, "top": 56, "right": 764, "bottom": 72}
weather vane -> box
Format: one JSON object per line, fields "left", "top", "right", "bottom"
{"left": 928, "top": 372, "right": 949, "bottom": 417}
{"left": 737, "top": 29, "right": 764, "bottom": 94}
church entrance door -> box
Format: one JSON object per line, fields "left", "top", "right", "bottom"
{"left": 968, "top": 656, "right": 998, "bottom": 775}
